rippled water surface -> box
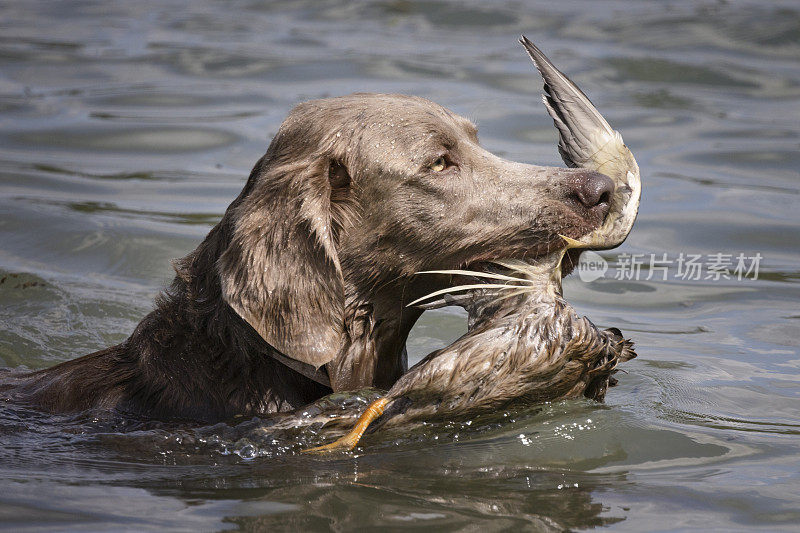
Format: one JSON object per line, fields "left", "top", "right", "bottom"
{"left": 1, "top": 0, "right": 799, "bottom": 530}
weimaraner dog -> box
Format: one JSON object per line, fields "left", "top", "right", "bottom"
{"left": 5, "top": 42, "right": 618, "bottom": 423}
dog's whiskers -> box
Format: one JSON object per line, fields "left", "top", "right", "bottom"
{"left": 416, "top": 269, "right": 534, "bottom": 284}
{"left": 409, "top": 259, "right": 554, "bottom": 307}
{"left": 407, "top": 282, "right": 528, "bottom": 307}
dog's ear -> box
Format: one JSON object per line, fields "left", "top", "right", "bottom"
{"left": 217, "top": 154, "right": 350, "bottom": 368}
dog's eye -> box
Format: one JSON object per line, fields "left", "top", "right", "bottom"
{"left": 430, "top": 156, "right": 448, "bottom": 172}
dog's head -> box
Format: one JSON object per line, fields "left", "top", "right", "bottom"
{"left": 217, "top": 94, "right": 612, "bottom": 368}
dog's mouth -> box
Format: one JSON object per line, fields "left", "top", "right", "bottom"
{"left": 410, "top": 38, "right": 642, "bottom": 314}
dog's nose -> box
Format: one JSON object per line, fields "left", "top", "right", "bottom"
{"left": 568, "top": 171, "right": 614, "bottom": 210}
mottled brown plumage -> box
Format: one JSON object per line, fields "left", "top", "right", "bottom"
{"left": 305, "top": 258, "right": 636, "bottom": 452}
{"left": 383, "top": 265, "right": 636, "bottom": 426}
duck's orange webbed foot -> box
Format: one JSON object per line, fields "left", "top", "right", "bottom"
{"left": 302, "top": 397, "right": 391, "bottom": 454}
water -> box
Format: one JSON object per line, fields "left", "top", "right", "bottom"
{"left": 1, "top": 0, "right": 799, "bottom": 530}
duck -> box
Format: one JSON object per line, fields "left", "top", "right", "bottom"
{"left": 305, "top": 36, "right": 641, "bottom": 453}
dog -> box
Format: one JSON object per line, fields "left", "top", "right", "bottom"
{"left": 4, "top": 92, "right": 613, "bottom": 422}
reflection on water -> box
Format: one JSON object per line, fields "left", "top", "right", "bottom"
{"left": 0, "top": 386, "right": 743, "bottom": 530}
{"left": 1, "top": 0, "right": 799, "bottom": 530}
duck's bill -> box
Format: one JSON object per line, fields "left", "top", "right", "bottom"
{"left": 520, "top": 36, "right": 641, "bottom": 251}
